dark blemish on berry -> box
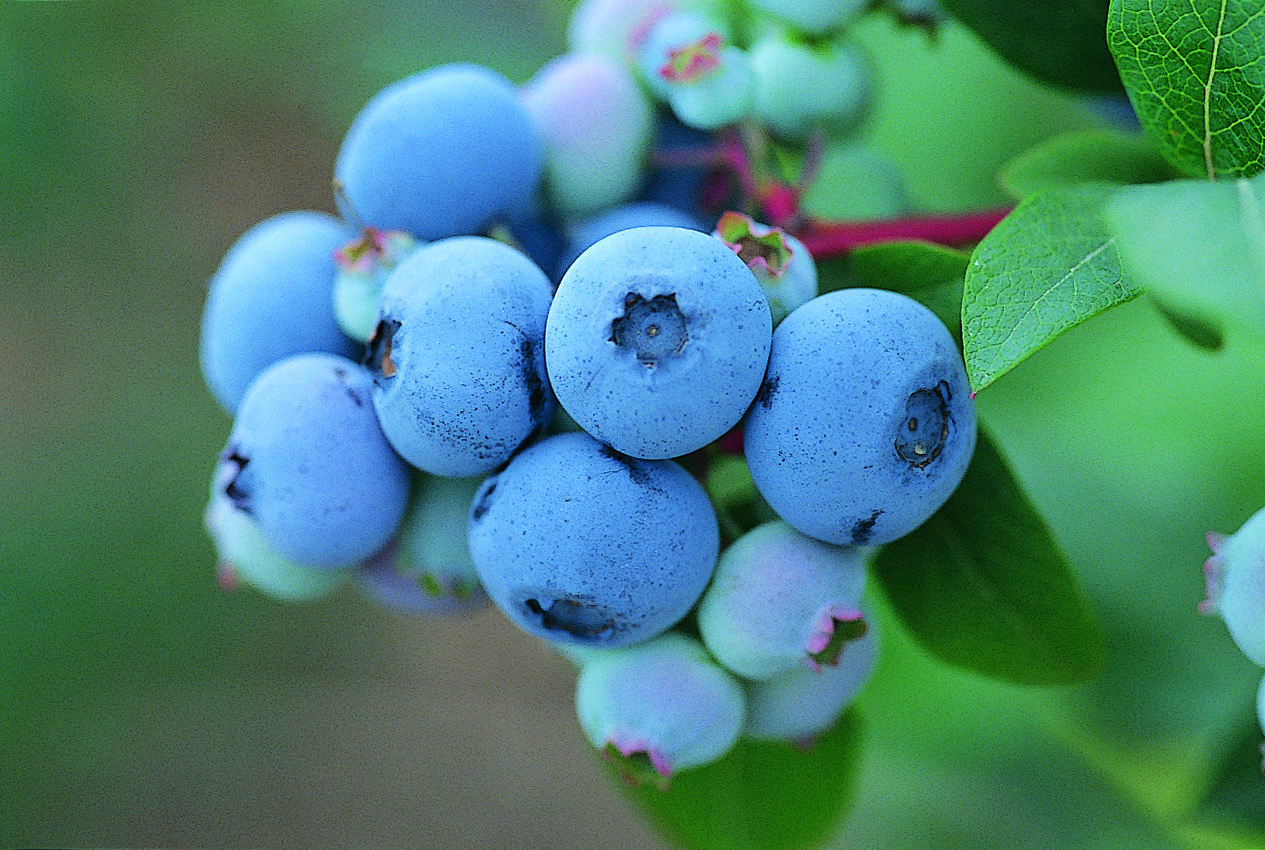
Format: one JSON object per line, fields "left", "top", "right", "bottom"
{"left": 331, "top": 365, "right": 365, "bottom": 407}
{"left": 471, "top": 480, "right": 498, "bottom": 522}
{"left": 520, "top": 336, "right": 549, "bottom": 428}
{"left": 524, "top": 596, "right": 616, "bottom": 641}
{"left": 754, "top": 374, "right": 779, "bottom": 409}
{"left": 220, "top": 447, "right": 253, "bottom": 515}
{"left": 365, "top": 318, "right": 401, "bottom": 381}
{"left": 850, "top": 510, "right": 882, "bottom": 545}
{"left": 599, "top": 443, "right": 652, "bottom": 488}
{"left": 896, "top": 381, "right": 950, "bottom": 468}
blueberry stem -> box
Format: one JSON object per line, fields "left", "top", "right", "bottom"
{"left": 795, "top": 208, "right": 1013, "bottom": 258}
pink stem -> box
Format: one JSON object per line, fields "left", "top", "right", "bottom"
{"left": 796, "top": 208, "right": 1012, "bottom": 259}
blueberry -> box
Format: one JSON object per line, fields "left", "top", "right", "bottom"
{"left": 332, "top": 227, "right": 420, "bottom": 343}
{"left": 636, "top": 10, "right": 733, "bottom": 102}
{"left": 215, "top": 353, "right": 411, "bottom": 568}
{"left": 1202, "top": 505, "right": 1265, "bottom": 666}
{"left": 575, "top": 632, "right": 745, "bottom": 785}
{"left": 744, "top": 619, "right": 877, "bottom": 743}
{"left": 749, "top": 30, "right": 871, "bottom": 141}
{"left": 665, "top": 43, "right": 755, "bottom": 131}
{"left": 334, "top": 63, "right": 542, "bottom": 240}
{"left": 204, "top": 493, "right": 354, "bottom": 602}
{"left": 743, "top": 288, "right": 976, "bottom": 546}
{"left": 556, "top": 201, "right": 706, "bottom": 281}
{"left": 368, "top": 236, "right": 556, "bottom": 477}
{"left": 697, "top": 520, "right": 868, "bottom": 680}
{"left": 713, "top": 211, "right": 817, "bottom": 325}
{"left": 356, "top": 473, "right": 489, "bottom": 614}
{"left": 566, "top": 0, "right": 676, "bottom": 68}
{"left": 546, "top": 226, "right": 771, "bottom": 459}
{"left": 520, "top": 53, "right": 653, "bottom": 217}
{"left": 467, "top": 431, "right": 719, "bottom": 648}
{"left": 199, "top": 211, "right": 359, "bottom": 414}
{"left": 638, "top": 113, "right": 734, "bottom": 224}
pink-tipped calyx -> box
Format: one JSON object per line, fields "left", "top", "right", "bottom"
{"left": 715, "top": 211, "right": 794, "bottom": 277}
{"left": 1201, "top": 531, "right": 1228, "bottom": 615}
{"left": 804, "top": 605, "right": 867, "bottom": 672}
{"left": 660, "top": 32, "right": 724, "bottom": 83}
{"left": 603, "top": 737, "right": 673, "bottom": 791}
{"left": 216, "top": 562, "right": 239, "bottom": 592}
{"left": 335, "top": 227, "right": 415, "bottom": 276}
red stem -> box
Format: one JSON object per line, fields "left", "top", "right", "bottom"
{"left": 795, "top": 208, "right": 1012, "bottom": 260}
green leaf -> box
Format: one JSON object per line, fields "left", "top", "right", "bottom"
{"left": 1107, "top": 0, "right": 1265, "bottom": 179}
{"left": 999, "top": 130, "right": 1181, "bottom": 199}
{"left": 1148, "top": 297, "right": 1226, "bottom": 350}
{"left": 872, "top": 429, "right": 1104, "bottom": 685}
{"left": 618, "top": 709, "right": 864, "bottom": 850}
{"left": 962, "top": 183, "right": 1142, "bottom": 392}
{"left": 818, "top": 240, "right": 969, "bottom": 344}
{"left": 938, "top": 0, "right": 1122, "bottom": 92}
{"left": 1106, "top": 172, "right": 1265, "bottom": 344}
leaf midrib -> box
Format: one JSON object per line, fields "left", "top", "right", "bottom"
{"left": 1204, "top": 0, "right": 1230, "bottom": 179}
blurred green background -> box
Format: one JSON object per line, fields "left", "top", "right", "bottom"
{"left": 2, "top": 1, "right": 1262, "bottom": 847}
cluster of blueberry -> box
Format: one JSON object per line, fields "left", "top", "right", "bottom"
{"left": 199, "top": 0, "right": 971, "bottom": 785}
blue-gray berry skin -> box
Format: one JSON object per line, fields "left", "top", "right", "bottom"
{"left": 216, "top": 353, "right": 411, "bottom": 568}
{"left": 368, "top": 236, "right": 556, "bottom": 478}
{"left": 545, "top": 226, "right": 771, "bottom": 459}
{"left": 467, "top": 431, "right": 719, "bottom": 649}
{"left": 555, "top": 202, "right": 706, "bottom": 281}
{"left": 743, "top": 288, "right": 976, "bottom": 546}
{"left": 334, "top": 64, "right": 542, "bottom": 240}
{"left": 199, "top": 211, "right": 359, "bottom": 414}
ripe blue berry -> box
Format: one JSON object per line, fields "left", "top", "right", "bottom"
{"left": 334, "top": 64, "right": 542, "bottom": 240}
{"left": 215, "top": 353, "right": 411, "bottom": 568}
{"left": 546, "top": 226, "right": 771, "bottom": 459}
{"left": 368, "top": 236, "right": 555, "bottom": 477}
{"left": 697, "top": 520, "right": 868, "bottom": 680}
{"left": 575, "top": 632, "right": 745, "bottom": 785}
{"left": 743, "top": 288, "right": 976, "bottom": 546}
{"left": 467, "top": 431, "right": 719, "bottom": 648}
{"left": 638, "top": 113, "right": 732, "bottom": 224}
{"left": 199, "top": 211, "right": 359, "bottom": 414}
{"left": 556, "top": 201, "right": 706, "bottom": 280}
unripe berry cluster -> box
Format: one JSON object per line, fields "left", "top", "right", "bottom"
{"left": 198, "top": 0, "right": 969, "bottom": 785}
